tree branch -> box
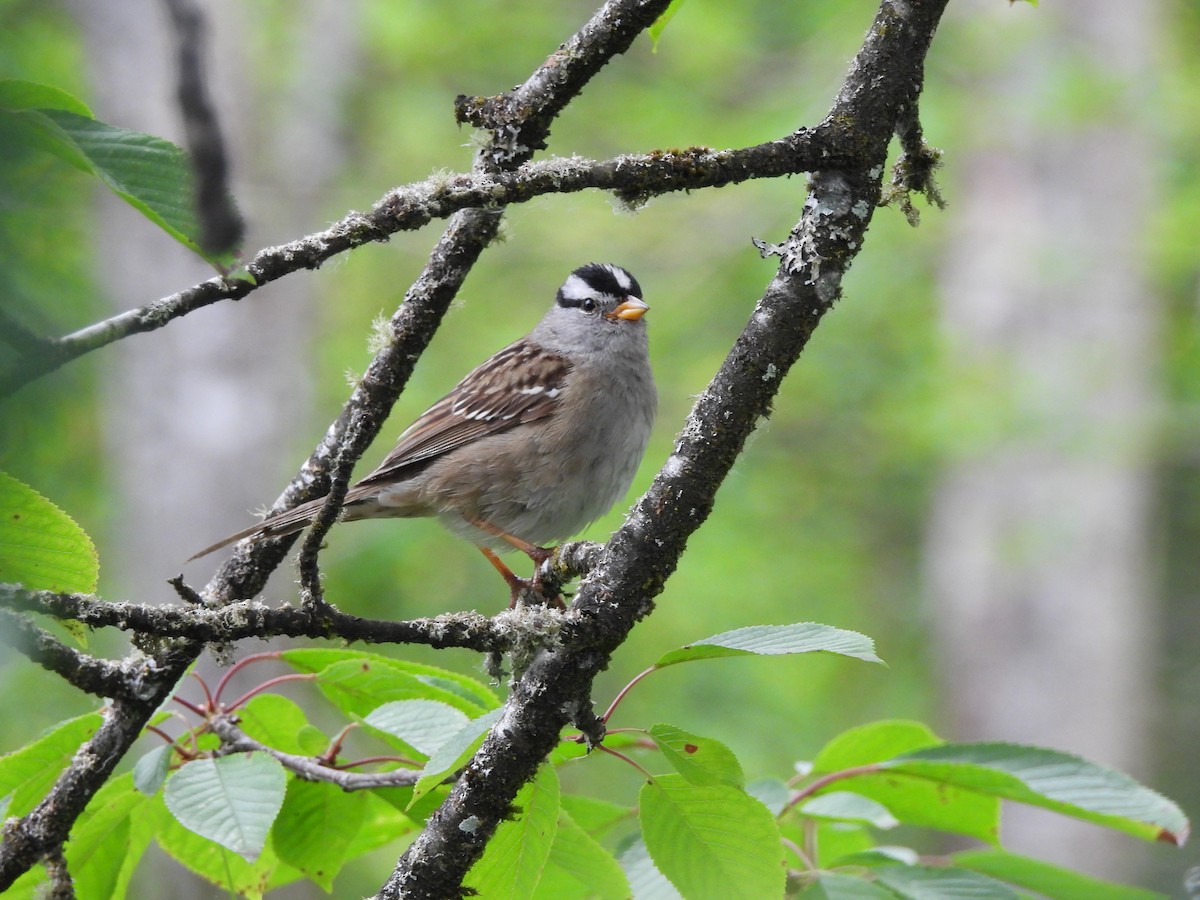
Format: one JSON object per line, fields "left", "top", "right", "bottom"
{"left": 0, "top": 129, "right": 836, "bottom": 397}
{"left": 0, "top": 609, "right": 136, "bottom": 700}
{"left": 0, "top": 584, "right": 523, "bottom": 650}
{"left": 0, "top": 0, "right": 674, "bottom": 886}
{"left": 208, "top": 715, "right": 421, "bottom": 790}
{"left": 381, "top": 0, "right": 950, "bottom": 895}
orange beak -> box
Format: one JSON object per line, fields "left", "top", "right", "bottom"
{"left": 606, "top": 297, "right": 649, "bottom": 321}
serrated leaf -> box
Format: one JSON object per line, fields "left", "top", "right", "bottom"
{"left": 800, "top": 872, "right": 895, "bottom": 899}
{"left": 163, "top": 753, "right": 287, "bottom": 860}
{"left": 641, "top": 774, "right": 785, "bottom": 900}
{"left": 648, "top": 723, "right": 745, "bottom": 788}
{"left": 466, "top": 765, "right": 560, "bottom": 899}
{"left": 533, "top": 806, "right": 630, "bottom": 900}
{"left": 800, "top": 791, "right": 899, "bottom": 829}
{"left": 365, "top": 699, "right": 471, "bottom": 757}
{"left": 133, "top": 743, "right": 172, "bottom": 795}
{"left": 0, "top": 98, "right": 237, "bottom": 266}
{"left": 888, "top": 742, "right": 1190, "bottom": 846}
{"left": 952, "top": 848, "right": 1166, "bottom": 900}
{"left": 874, "top": 864, "right": 1020, "bottom": 899}
{"left": 618, "top": 834, "right": 683, "bottom": 900}
{"left": 0, "top": 712, "right": 103, "bottom": 816}
{"left": 0, "top": 470, "right": 98, "bottom": 593}
{"left": 410, "top": 707, "right": 504, "bottom": 806}
{"left": 272, "top": 779, "right": 367, "bottom": 891}
{"left": 654, "top": 623, "right": 882, "bottom": 669}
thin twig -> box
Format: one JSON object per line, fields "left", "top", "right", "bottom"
{"left": 1, "top": 132, "right": 834, "bottom": 398}
{"left": 208, "top": 715, "right": 422, "bottom": 790}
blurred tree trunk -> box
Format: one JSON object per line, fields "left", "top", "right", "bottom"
{"left": 74, "top": 0, "right": 357, "bottom": 894}
{"left": 927, "top": 0, "right": 1162, "bottom": 879}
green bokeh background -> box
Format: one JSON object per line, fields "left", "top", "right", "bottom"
{"left": 2, "top": 0, "right": 1198, "bottom": 895}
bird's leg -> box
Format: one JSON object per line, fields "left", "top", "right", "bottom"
{"left": 470, "top": 519, "right": 561, "bottom": 607}
{"left": 478, "top": 547, "right": 530, "bottom": 607}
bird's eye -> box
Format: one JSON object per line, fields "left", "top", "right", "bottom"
{"left": 581, "top": 297, "right": 598, "bottom": 313}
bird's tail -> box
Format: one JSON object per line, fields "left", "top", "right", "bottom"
{"left": 186, "top": 496, "right": 332, "bottom": 562}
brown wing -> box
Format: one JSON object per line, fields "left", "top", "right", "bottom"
{"left": 353, "top": 339, "right": 571, "bottom": 488}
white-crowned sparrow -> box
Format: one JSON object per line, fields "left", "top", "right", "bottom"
{"left": 190, "top": 263, "right": 656, "bottom": 603}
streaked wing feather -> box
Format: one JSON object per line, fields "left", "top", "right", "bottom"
{"left": 355, "top": 339, "right": 570, "bottom": 487}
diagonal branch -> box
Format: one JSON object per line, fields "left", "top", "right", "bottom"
{"left": 0, "top": 0, "right": 674, "bottom": 887}
{"left": 381, "top": 0, "right": 950, "bottom": 896}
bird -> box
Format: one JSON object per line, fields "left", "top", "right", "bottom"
{"left": 189, "top": 263, "right": 656, "bottom": 604}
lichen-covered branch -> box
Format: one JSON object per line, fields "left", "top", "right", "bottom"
{"left": 209, "top": 715, "right": 421, "bottom": 791}
{"left": 0, "top": 0, "right": 953, "bottom": 894}
{"left": 0, "top": 584, "right": 515, "bottom": 651}
{"left": 0, "top": 129, "right": 834, "bottom": 397}
{"left": 0, "top": 0, "right": 673, "bottom": 887}
{"left": 381, "top": 0, "right": 950, "bottom": 896}
{"left": 0, "top": 608, "right": 135, "bottom": 700}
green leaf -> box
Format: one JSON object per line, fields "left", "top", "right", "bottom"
{"left": 799, "top": 791, "right": 899, "bottom": 829}
{"left": 812, "top": 720, "right": 943, "bottom": 772}
{"left": 648, "top": 722, "right": 745, "bottom": 788}
{"left": 888, "top": 743, "right": 1190, "bottom": 845}
{"left": 466, "top": 765, "right": 560, "bottom": 899}
{"left": 807, "top": 721, "right": 1001, "bottom": 844}
{"left": 290, "top": 653, "right": 494, "bottom": 728}
{"left": 69, "top": 773, "right": 155, "bottom": 900}
{"left": 343, "top": 790, "right": 418, "bottom": 857}
{"left": 747, "top": 777, "right": 791, "bottom": 816}
{"left": 365, "top": 699, "right": 472, "bottom": 756}
{"left": 640, "top": 773, "right": 785, "bottom": 900}
{"left": 0, "top": 712, "right": 103, "bottom": 816}
{"left": 411, "top": 707, "right": 504, "bottom": 806}
{"left": 648, "top": 0, "right": 686, "bottom": 49}
{"left": 873, "top": 864, "right": 1020, "bottom": 899}
{"left": 560, "top": 793, "right": 632, "bottom": 837}
{"left": 953, "top": 848, "right": 1167, "bottom": 900}
{"left": 799, "top": 872, "right": 895, "bottom": 899}
{"left": 271, "top": 779, "right": 367, "bottom": 891}
{"left": 155, "top": 792, "right": 299, "bottom": 898}
{"left": 281, "top": 648, "right": 498, "bottom": 711}
{"left": 0, "top": 90, "right": 238, "bottom": 267}
{"left": 808, "top": 822, "right": 878, "bottom": 869}
{"left": 132, "top": 743, "right": 172, "bottom": 795}
{"left": 0, "top": 470, "right": 98, "bottom": 593}
{"left": 532, "top": 805, "right": 630, "bottom": 900}
{"left": 619, "top": 834, "right": 683, "bottom": 899}
{"left": 163, "top": 753, "right": 287, "bottom": 861}
{"left": 654, "top": 623, "right": 882, "bottom": 669}
{"left": 0, "top": 79, "right": 92, "bottom": 115}
{"left": 236, "top": 693, "right": 322, "bottom": 756}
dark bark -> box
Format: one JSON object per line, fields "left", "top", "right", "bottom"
{"left": 0, "top": 0, "right": 951, "bottom": 894}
